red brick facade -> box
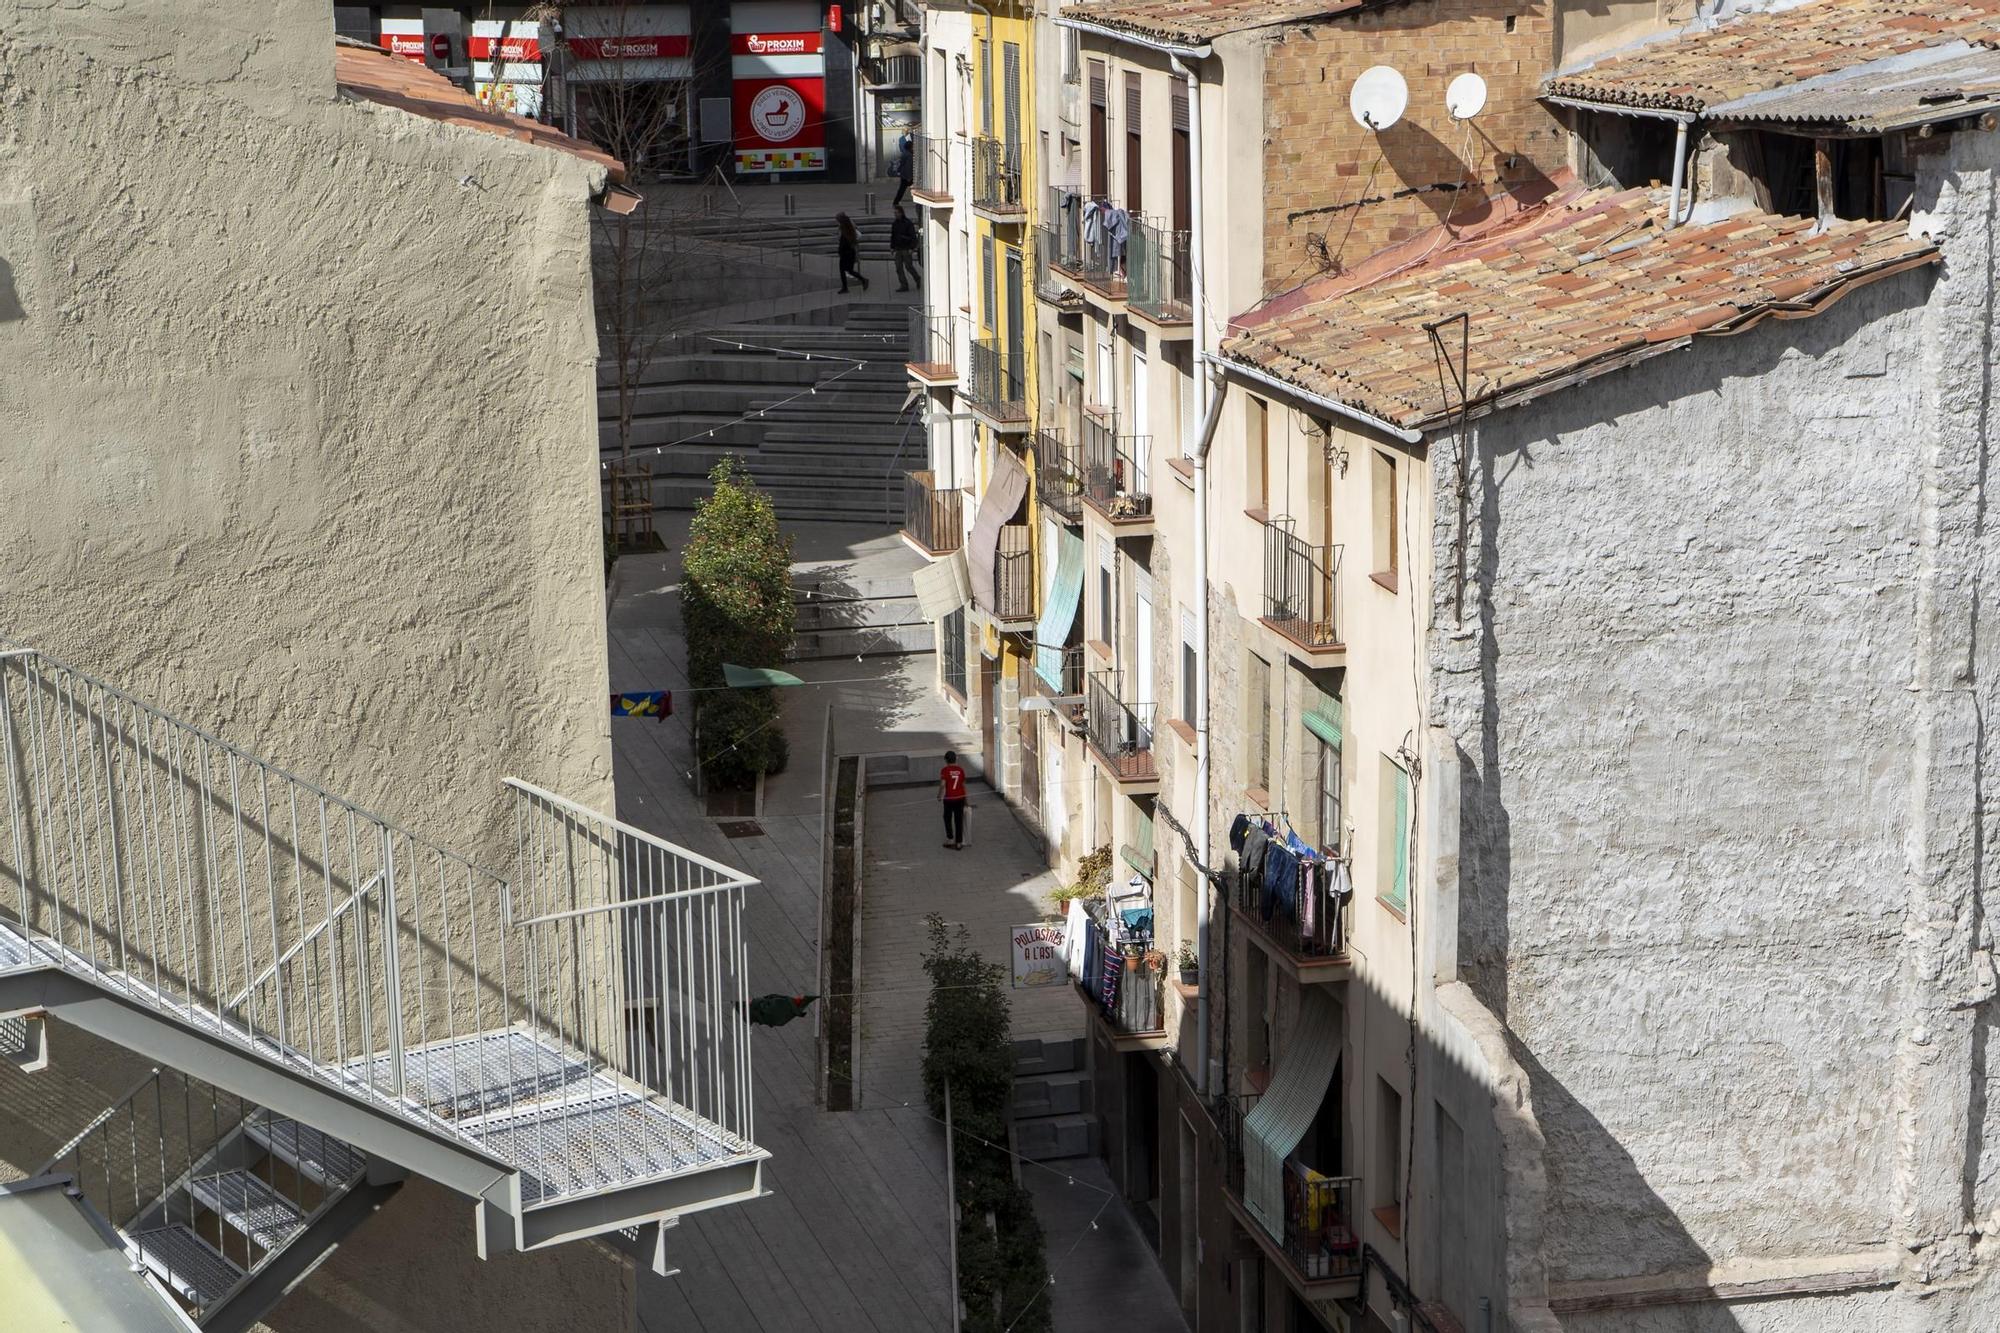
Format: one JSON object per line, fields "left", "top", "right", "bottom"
{"left": 1257, "top": 2, "right": 1566, "bottom": 297}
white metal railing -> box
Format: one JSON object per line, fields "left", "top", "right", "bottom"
{"left": 0, "top": 648, "right": 758, "bottom": 1206}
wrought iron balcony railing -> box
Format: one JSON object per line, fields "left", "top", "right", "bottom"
{"left": 966, "top": 338, "right": 1028, "bottom": 423}
{"left": 907, "top": 310, "right": 956, "bottom": 381}
{"left": 1034, "top": 225, "right": 1082, "bottom": 306}
{"left": 1128, "top": 218, "right": 1192, "bottom": 323}
{"left": 1085, "top": 670, "right": 1156, "bottom": 781}
{"left": 972, "top": 137, "right": 1024, "bottom": 214}
{"left": 1263, "top": 518, "right": 1343, "bottom": 651}
{"left": 903, "top": 470, "right": 965, "bottom": 554}
{"left": 995, "top": 525, "right": 1034, "bottom": 621}
{"left": 910, "top": 134, "right": 951, "bottom": 201}
{"left": 1220, "top": 1101, "right": 1363, "bottom": 1285}
{"left": 1034, "top": 429, "right": 1085, "bottom": 524}
{"left": 1076, "top": 898, "right": 1163, "bottom": 1037}
{"left": 1234, "top": 849, "right": 1350, "bottom": 961}
{"left": 1082, "top": 412, "right": 1152, "bottom": 520}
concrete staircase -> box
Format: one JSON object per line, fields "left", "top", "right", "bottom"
{"left": 793, "top": 556, "right": 932, "bottom": 659}
{"left": 1012, "top": 1034, "right": 1097, "bottom": 1162}
{"left": 601, "top": 301, "right": 924, "bottom": 526}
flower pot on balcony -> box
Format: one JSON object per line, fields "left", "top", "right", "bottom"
{"left": 1178, "top": 965, "right": 1198, "bottom": 987}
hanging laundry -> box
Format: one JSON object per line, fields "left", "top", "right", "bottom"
{"left": 1240, "top": 823, "right": 1270, "bottom": 906}
{"left": 1082, "top": 198, "right": 1103, "bottom": 248}
{"left": 1229, "top": 813, "right": 1250, "bottom": 855}
{"left": 1099, "top": 942, "right": 1124, "bottom": 1011}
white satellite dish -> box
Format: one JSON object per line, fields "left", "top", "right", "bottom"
{"left": 1446, "top": 71, "right": 1489, "bottom": 121}
{"left": 1349, "top": 65, "right": 1409, "bottom": 131}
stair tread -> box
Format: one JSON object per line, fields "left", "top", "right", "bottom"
{"left": 133, "top": 1222, "right": 244, "bottom": 1305}
{"left": 247, "top": 1115, "right": 367, "bottom": 1188}
{"left": 188, "top": 1168, "right": 307, "bottom": 1249}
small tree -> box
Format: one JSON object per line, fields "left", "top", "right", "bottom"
{"left": 682, "top": 459, "right": 795, "bottom": 788}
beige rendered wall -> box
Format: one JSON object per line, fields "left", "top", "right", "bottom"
{"left": 0, "top": 2, "right": 626, "bottom": 1329}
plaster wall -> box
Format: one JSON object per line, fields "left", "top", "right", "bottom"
{"left": 0, "top": 3, "right": 623, "bottom": 1328}
{"left": 1426, "top": 164, "right": 2000, "bottom": 1321}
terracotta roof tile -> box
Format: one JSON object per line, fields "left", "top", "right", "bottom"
{"left": 1544, "top": 0, "right": 2000, "bottom": 113}
{"left": 335, "top": 39, "right": 626, "bottom": 184}
{"left": 1057, "top": 0, "right": 1359, "bottom": 46}
{"left": 1220, "top": 183, "right": 1937, "bottom": 431}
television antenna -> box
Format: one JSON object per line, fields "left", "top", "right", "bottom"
{"left": 1446, "top": 71, "right": 1488, "bottom": 121}
{"left": 1349, "top": 65, "right": 1408, "bottom": 131}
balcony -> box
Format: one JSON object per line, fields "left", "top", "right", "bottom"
{"left": 1262, "top": 519, "right": 1344, "bottom": 658}
{"left": 1219, "top": 1109, "right": 1363, "bottom": 1299}
{"left": 994, "top": 524, "right": 1034, "bottom": 624}
{"left": 1037, "top": 644, "right": 1087, "bottom": 720}
{"left": 903, "top": 470, "right": 965, "bottom": 555}
{"left": 910, "top": 134, "right": 951, "bottom": 206}
{"left": 971, "top": 137, "right": 1025, "bottom": 221}
{"left": 1085, "top": 670, "right": 1157, "bottom": 785}
{"left": 906, "top": 311, "right": 957, "bottom": 387}
{"left": 1081, "top": 411, "right": 1153, "bottom": 529}
{"left": 1072, "top": 896, "right": 1168, "bottom": 1049}
{"left": 965, "top": 338, "right": 1028, "bottom": 430}
{"left": 1128, "top": 218, "right": 1193, "bottom": 332}
{"left": 1034, "top": 429, "right": 1085, "bottom": 525}
{"left": 1230, "top": 854, "right": 1352, "bottom": 984}
{"left": 1033, "top": 224, "right": 1082, "bottom": 310}
{"left": 1047, "top": 190, "right": 1129, "bottom": 306}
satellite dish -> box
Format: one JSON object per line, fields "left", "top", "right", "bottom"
{"left": 1447, "top": 71, "right": 1489, "bottom": 121}
{"left": 1350, "top": 65, "right": 1409, "bottom": 131}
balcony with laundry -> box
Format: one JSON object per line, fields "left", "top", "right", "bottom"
{"left": 0, "top": 648, "right": 767, "bottom": 1329}
{"left": 902, "top": 470, "right": 966, "bottom": 556}
{"left": 906, "top": 311, "right": 958, "bottom": 388}
{"left": 1085, "top": 668, "right": 1157, "bottom": 788}
{"left": 1047, "top": 189, "right": 1132, "bottom": 309}
{"left": 971, "top": 136, "right": 1026, "bottom": 223}
{"left": 1221, "top": 988, "right": 1360, "bottom": 1301}
{"left": 1228, "top": 809, "right": 1354, "bottom": 984}
{"left": 1126, "top": 217, "right": 1192, "bottom": 334}
{"left": 1261, "top": 517, "right": 1345, "bottom": 661}
{"left": 1053, "top": 867, "right": 1168, "bottom": 1052}
{"left": 1081, "top": 408, "right": 1153, "bottom": 533}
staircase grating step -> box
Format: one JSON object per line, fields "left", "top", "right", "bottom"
{"left": 133, "top": 1223, "right": 243, "bottom": 1307}
{"left": 247, "top": 1115, "right": 368, "bottom": 1188}
{"left": 188, "top": 1168, "right": 307, "bottom": 1250}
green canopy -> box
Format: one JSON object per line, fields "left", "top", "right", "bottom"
{"left": 722, "top": 663, "right": 807, "bottom": 689}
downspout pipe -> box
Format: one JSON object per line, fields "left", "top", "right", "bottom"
{"left": 1171, "top": 49, "right": 1214, "bottom": 1096}
{"left": 1667, "top": 118, "right": 1691, "bottom": 229}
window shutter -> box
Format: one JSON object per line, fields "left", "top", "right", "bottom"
{"left": 1003, "top": 43, "right": 1022, "bottom": 150}
{"left": 1126, "top": 74, "right": 1142, "bottom": 128}
{"left": 1172, "top": 85, "right": 1190, "bottom": 132}
{"left": 982, "top": 237, "right": 996, "bottom": 326}
{"left": 1390, "top": 763, "right": 1410, "bottom": 912}
{"left": 980, "top": 39, "right": 993, "bottom": 135}
{"left": 1089, "top": 60, "right": 1106, "bottom": 106}
{"left": 1303, "top": 685, "right": 1342, "bottom": 749}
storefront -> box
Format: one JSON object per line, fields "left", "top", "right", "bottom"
{"left": 729, "top": 1, "right": 828, "bottom": 175}
{"left": 560, "top": 3, "right": 696, "bottom": 178}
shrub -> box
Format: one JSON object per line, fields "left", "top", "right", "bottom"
{"left": 682, "top": 459, "right": 795, "bottom": 788}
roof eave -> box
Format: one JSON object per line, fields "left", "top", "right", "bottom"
{"left": 1054, "top": 15, "right": 1212, "bottom": 59}
{"left": 1207, "top": 351, "right": 1425, "bottom": 443}
{"left": 1541, "top": 92, "right": 1703, "bottom": 123}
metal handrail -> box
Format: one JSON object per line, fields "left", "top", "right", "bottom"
{"left": 1085, "top": 671, "right": 1155, "bottom": 781}
{"left": 910, "top": 134, "right": 951, "bottom": 198}
{"left": 1082, "top": 415, "right": 1152, "bottom": 518}
{"left": 1128, "top": 218, "right": 1192, "bottom": 322}
{"left": 972, "top": 136, "right": 1023, "bottom": 211}
{"left": 967, "top": 339, "right": 1026, "bottom": 421}
{"left": 907, "top": 310, "right": 955, "bottom": 369}
{"left": 995, "top": 526, "right": 1034, "bottom": 621}
{"left": 903, "top": 470, "right": 965, "bottom": 553}
{"left": 1034, "top": 429, "right": 1084, "bottom": 524}
{"left": 1263, "top": 518, "right": 1343, "bottom": 649}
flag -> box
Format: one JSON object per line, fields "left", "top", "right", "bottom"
{"left": 611, "top": 690, "right": 672, "bottom": 720}
{"left": 722, "top": 664, "right": 806, "bottom": 689}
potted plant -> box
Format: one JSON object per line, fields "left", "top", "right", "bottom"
{"left": 1175, "top": 939, "right": 1198, "bottom": 987}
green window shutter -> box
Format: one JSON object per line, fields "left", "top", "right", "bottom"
{"left": 1303, "top": 687, "right": 1342, "bottom": 749}
{"left": 1390, "top": 764, "right": 1410, "bottom": 912}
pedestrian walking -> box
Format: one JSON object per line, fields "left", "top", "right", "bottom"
{"left": 892, "top": 131, "right": 913, "bottom": 206}
{"left": 836, "top": 212, "right": 869, "bottom": 293}
{"left": 890, "top": 205, "right": 921, "bottom": 292}
{"left": 939, "top": 750, "right": 968, "bottom": 850}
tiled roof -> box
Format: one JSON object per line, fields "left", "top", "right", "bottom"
{"left": 1543, "top": 0, "right": 2000, "bottom": 114}
{"left": 1708, "top": 41, "right": 2000, "bottom": 130}
{"left": 1220, "top": 184, "right": 1937, "bottom": 432}
{"left": 335, "top": 39, "right": 626, "bottom": 184}
{"left": 1057, "top": 0, "right": 1358, "bottom": 46}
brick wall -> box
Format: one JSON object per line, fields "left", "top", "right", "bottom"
{"left": 1258, "top": 2, "right": 1566, "bottom": 297}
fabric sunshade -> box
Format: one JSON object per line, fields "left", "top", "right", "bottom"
{"left": 722, "top": 664, "right": 805, "bottom": 689}
{"left": 1034, "top": 527, "right": 1086, "bottom": 690}
{"left": 1243, "top": 987, "right": 1342, "bottom": 1239}
{"left": 1303, "top": 685, "right": 1342, "bottom": 748}
{"left": 966, "top": 449, "right": 1031, "bottom": 614}
{"left": 913, "top": 549, "right": 972, "bottom": 622}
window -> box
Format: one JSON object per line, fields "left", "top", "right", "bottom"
{"left": 942, "top": 608, "right": 968, "bottom": 699}
{"left": 1378, "top": 754, "right": 1409, "bottom": 915}
{"left": 1247, "top": 395, "right": 1269, "bottom": 512}
{"left": 1096, "top": 329, "right": 1114, "bottom": 408}
{"left": 1370, "top": 448, "right": 1398, "bottom": 591}
{"left": 1179, "top": 607, "right": 1197, "bottom": 724}
{"left": 1178, "top": 861, "right": 1198, "bottom": 968}
{"left": 981, "top": 236, "right": 996, "bottom": 330}
{"left": 1062, "top": 29, "right": 1080, "bottom": 85}
{"left": 1124, "top": 72, "right": 1144, "bottom": 211}
{"left": 1088, "top": 60, "right": 1108, "bottom": 197}
{"left": 1246, "top": 652, "right": 1271, "bottom": 795}
{"left": 979, "top": 38, "right": 992, "bottom": 136}
{"left": 1003, "top": 43, "right": 1022, "bottom": 151}
{"left": 1098, "top": 536, "right": 1115, "bottom": 644}
{"left": 1374, "top": 1079, "right": 1404, "bottom": 1237}
{"left": 1315, "top": 739, "right": 1341, "bottom": 854}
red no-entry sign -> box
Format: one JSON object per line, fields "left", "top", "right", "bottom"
{"left": 430, "top": 32, "right": 451, "bottom": 62}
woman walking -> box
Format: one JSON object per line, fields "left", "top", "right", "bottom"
{"left": 836, "top": 213, "right": 869, "bottom": 293}
{"left": 890, "top": 205, "right": 921, "bottom": 292}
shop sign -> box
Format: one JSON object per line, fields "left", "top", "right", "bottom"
{"left": 567, "top": 34, "right": 693, "bottom": 59}
{"left": 731, "top": 31, "right": 823, "bottom": 56}
{"left": 1011, "top": 923, "right": 1067, "bottom": 989}
{"left": 733, "top": 74, "right": 826, "bottom": 173}
{"left": 468, "top": 29, "right": 542, "bottom": 62}
{"left": 381, "top": 19, "right": 426, "bottom": 63}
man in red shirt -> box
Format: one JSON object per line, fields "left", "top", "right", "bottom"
{"left": 939, "top": 750, "right": 969, "bottom": 850}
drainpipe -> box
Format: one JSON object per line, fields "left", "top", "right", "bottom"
{"left": 1667, "top": 118, "right": 1690, "bottom": 229}
{"left": 1171, "top": 51, "right": 1215, "bottom": 1096}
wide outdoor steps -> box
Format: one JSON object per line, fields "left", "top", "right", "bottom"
{"left": 1011, "top": 1034, "right": 1097, "bottom": 1162}
{"left": 602, "top": 303, "right": 921, "bottom": 525}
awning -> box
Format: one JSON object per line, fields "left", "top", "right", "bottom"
{"left": 722, "top": 664, "right": 805, "bottom": 689}
{"left": 1303, "top": 684, "right": 1342, "bottom": 748}
{"left": 913, "top": 549, "right": 971, "bottom": 622}
{"left": 1034, "top": 527, "right": 1085, "bottom": 690}
{"left": 1243, "top": 987, "right": 1342, "bottom": 1238}
{"left": 966, "top": 450, "right": 1031, "bottom": 615}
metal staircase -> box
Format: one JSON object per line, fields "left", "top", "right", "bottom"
{"left": 40, "top": 1065, "right": 395, "bottom": 1332}
{"left": 0, "top": 646, "right": 767, "bottom": 1269}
